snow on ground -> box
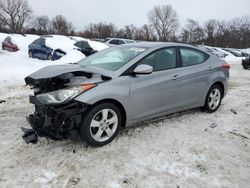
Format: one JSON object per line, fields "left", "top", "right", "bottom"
{"left": 0, "top": 55, "right": 250, "bottom": 186}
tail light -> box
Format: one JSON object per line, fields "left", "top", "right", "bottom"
{"left": 222, "top": 63, "right": 230, "bottom": 69}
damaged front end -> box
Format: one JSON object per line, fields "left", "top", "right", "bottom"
{"left": 22, "top": 64, "right": 111, "bottom": 144}
{"left": 26, "top": 96, "right": 87, "bottom": 141}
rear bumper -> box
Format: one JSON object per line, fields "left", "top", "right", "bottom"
{"left": 27, "top": 95, "right": 88, "bottom": 140}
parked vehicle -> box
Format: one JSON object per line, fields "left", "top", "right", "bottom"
{"left": 242, "top": 56, "right": 250, "bottom": 69}
{"left": 238, "top": 50, "right": 250, "bottom": 58}
{"left": 105, "top": 38, "right": 136, "bottom": 47}
{"left": 73, "top": 40, "right": 109, "bottom": 56}
{"left": 223, "top": 48, "right": 243, "bottom": 57}
{"left": 25, "top": 42, "right": 230, "bottom": 146}
{"left": 28, "top": 37, "right": 67, "bottom": 60}
{"left": 2, "top": 36, "right": 19, "bottom": 52}
{"left": 199, "top": 46, "right": 227, "bottom": 58}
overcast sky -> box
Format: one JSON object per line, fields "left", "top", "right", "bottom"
{"left": 28, "top": 0, "right": 250, "bottom": 31}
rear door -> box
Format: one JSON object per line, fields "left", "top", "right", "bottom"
{"left": 129, "top": 47, "right": 183, "bottom": 120}
{"left": 178, "top": 47, "right": 210, "bottom": 107}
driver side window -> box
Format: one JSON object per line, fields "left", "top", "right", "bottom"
{"left": 137, "top": 48, "right": 177, "bottom": 71}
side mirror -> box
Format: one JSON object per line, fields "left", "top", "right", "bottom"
{"left": 133, "top": 64, "right": 153, "bottom": 75}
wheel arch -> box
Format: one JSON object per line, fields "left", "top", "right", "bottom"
{"left": 92, "top": 98, "right": 127, "bottom": 128}
{"left": 210, "top": 81, "right": 225, "bottom": 97}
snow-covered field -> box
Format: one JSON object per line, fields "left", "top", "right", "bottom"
{"left": 0, "top": 34, "right": 250, "bottom": 187}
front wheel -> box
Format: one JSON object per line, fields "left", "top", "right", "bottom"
{"left": 204, "top": 85, "right": 223, "bottom": 113}
{"left": 80, "top": 103, "right": 122, "bottom": 147}
{"left": 47, "top": 54, "right": 53, "bottom": 61}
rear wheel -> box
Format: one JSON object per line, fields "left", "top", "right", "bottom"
{"left": 204, "top": 85, "right": 223, "bottom": 113}
{"left": 80, "top": 103, "right": 122, "bottom": 147}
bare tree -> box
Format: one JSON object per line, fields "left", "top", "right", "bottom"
{"left": 148, "top": 5, "right": 179, "bottom": 41}
{"left": 33, "top": 15, "right": 50, "bottom": 34}
{"left": 0, "top": 0, "right": 32, "bottom": 33}
{"left": 123, "top": 24, "right": 137, "bottom": 39}
{"left": 51, "top": 15, "right": 74, "bottom": 35}
{"left": 140, "top": 24, "right": 157, "bottom": 41}
{"left": 181, "top": 19, "right": 204, "bottom": 44}
{"left": 83, "top": 22, "right": 116, "bottom": 39}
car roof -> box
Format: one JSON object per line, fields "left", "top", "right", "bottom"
{"left": 121, "top": 42, "right": 198, "bottom": 49}
{"left": 107, "top": 38, "right": 135, "bottom": 41}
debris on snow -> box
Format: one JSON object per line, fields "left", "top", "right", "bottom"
{"left": 210, "top": 123, "right": 218, "bottom": 129}
{"left": 228, "top": 131, "right": 249, "bottom": 140}
{"left": 21, "top": 127, "right": 37, "bottom": 144}
{"left": 0, "top": 100, "right": 6, "bottom": 103}
{"left": 230, "top": 109, "right": 237, "bottom": 115}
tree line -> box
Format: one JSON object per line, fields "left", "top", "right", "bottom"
{"left": 0, "top": 0, "right": 249, "bottom": 48}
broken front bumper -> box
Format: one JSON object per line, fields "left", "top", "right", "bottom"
{"left": 26, "top": 95, "right": 88, "bottom": 141}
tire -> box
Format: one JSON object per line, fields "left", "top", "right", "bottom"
{"left": 80, "top": 102, "right": 122, "bottom": 147}
{"left": 242, "top": 65, "right": 248, "bottom": 69}
{"left": 48, "top": 54, "right": 53, "bottom": 61}
{"left": 28, "top": 51, "right": 33, "bottom": 58}
{"left": 204, "top": 85, "right": 223, "bottom": 113}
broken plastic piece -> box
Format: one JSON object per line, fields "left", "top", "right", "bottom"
{"left": 210, "top": 123, "right": 217, "bottom": 129}
{"left": 0, "top": 100, "right": 6, "bottom": 104}
{"left": 21, "top": 127, "right": 38, "bottom": 144}
{"left": 230, "top": 109, "right": 237, "bottom": 114}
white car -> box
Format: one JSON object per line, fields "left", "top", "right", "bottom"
{"left": 105, "top": 38, "right": 136, "bottom": 47}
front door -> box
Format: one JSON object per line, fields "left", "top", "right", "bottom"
{"left": 129, "top": 47, "right": 184, "bottom": 121}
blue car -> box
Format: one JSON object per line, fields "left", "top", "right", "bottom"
{"left": 28, "top": 37, "right": 66, "bottom": 61}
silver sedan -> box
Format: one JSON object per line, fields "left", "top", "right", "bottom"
{"left": 25, "top": 42, "right": 230, "bottom": 146}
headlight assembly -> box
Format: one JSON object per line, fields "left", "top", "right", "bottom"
{"left": 36, "top": 84, "right": 96, "bottom": 105}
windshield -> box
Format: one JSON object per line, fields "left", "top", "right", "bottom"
{"left": 79, "top": 46, "right": 146, "bottom": 71}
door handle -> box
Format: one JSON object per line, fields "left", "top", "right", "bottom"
{"left": 208, "top": 66, "right": 214, "bottom": 71}
{"left": 171, "top": 75, "right": 182, "bottom": 80}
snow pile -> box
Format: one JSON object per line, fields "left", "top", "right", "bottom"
{"left": 45, "top": 37, "right": 76, "bottom": 51}
{"left": 0, "top": 33, "right": 40, "bottom": 54}
{"left": 69, "top": 36, "right": 89, "bottom": 42}
{"left": 89, "top": 40, "right": 109, "bottom": 51}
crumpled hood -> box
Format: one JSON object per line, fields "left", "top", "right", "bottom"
{"left": 24, "top": 64, "right": 113, "bottom": 95}
{"left": 25, "top": 64, "right": 113, "bottom": 81}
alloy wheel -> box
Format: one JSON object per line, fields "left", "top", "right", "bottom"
{"left": 90, "top": 108, "right": 118, "bottom": 142}
{"left": 208, "top": 88, "right": 221, "bottom": 110}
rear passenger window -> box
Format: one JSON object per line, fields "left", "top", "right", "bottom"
{"left": 138, "top": 48, "right": 177, "bottom": 71}
{"left": 180, "top": 48, "right": 207, "bottom": 67}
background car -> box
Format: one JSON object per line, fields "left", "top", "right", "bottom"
{"left": 199, "top": 46, "right": 227, "bottom": 58}
{"left": 28, "top": 37, "right": 65, "bottom": 60}
{"left": 28, "top": 36, "right": 79, "bottom": 61}
{"left": 2, "top": 36, "right": 19, "bottom": 52}
{"left": 242, "top": 56, "right": 250, "bottom": 69}
{"left": 25, "top": 43, "right": 230, "bottom": 146}
{"left": 105, "top": 38, "right": 136, "bottom": 47}
{"left": 222, "top": 48, "right": 244, "bottom": 57}
{"left": 72, "top": 38, "right": 109, "bottom": 56}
